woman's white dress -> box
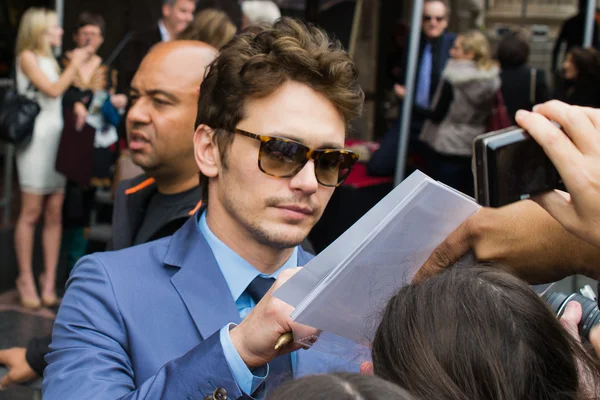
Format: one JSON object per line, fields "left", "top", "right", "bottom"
{"left": 15, "top": 55, "right": 66, "bottom": 194}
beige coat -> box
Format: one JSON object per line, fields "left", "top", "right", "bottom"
{"left": 420, "top": 59, "right": 500, "bottom": 157}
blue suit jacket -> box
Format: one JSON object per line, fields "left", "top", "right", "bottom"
{"left": 43, "top": 213, "right": 355, "bottom": 399}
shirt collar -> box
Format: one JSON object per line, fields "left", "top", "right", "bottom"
{"left": 158, "top": 20, "right": 171, "bottom": 42}
{"left": 198, "top": 211, "right": 299, "bottom": 302}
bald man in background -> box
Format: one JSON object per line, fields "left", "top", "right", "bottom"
{"left": 0, "top": 41, "right": 217, "bottom": 389}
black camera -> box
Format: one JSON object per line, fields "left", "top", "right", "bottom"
{"left": 542, "top": 286, "right": 600, "bottom": 341}
{"left": 473, "top": 127, "right": 563, "bottom": 207}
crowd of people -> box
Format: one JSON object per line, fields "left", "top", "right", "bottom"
{"left": 2, "top": 0, "right": 600, "bottom": 399}
{"left": 367, "top": 0, "right": 600, "bottom": 197}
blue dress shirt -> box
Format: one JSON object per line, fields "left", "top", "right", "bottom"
{"left": 198, "top": 211, "right": 299, "bottom": 396}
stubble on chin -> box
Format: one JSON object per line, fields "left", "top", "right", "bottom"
{"left": 245, "top": 216, "right": 311, "bottom": 250}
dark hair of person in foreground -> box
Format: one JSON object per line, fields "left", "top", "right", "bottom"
{"left": 372, "top": 264, "right": 600, "bottom": 400}
{"left": 267, "top": 373, "right": 416, "bottom": 400}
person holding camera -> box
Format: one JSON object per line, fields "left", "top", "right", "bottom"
{"left": 418, "top": 100, "right": 600, "bottom": 282}
{"left": 416, "top": 100, "right": 600, "bottom": 353}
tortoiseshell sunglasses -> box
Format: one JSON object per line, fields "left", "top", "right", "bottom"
{"left": 235, "top": 129, "right": 359, "bottom": 187}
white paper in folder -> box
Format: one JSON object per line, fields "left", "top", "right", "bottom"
{"left": 274, "top": 170, "right": 480, "bottom": 346}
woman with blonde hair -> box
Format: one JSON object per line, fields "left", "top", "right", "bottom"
{"left": 14, "top": 7, "right": 90, "bottom": 308}
{"left": 419, "top": 30, "right": 499, "bottom": 195}
{"left": 177, "top": 8, "right": 236, "bottom": 49}
{"left": 396, "top": 30, "right": 499, "bottom": 196}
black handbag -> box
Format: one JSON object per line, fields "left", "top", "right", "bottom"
{"left": 0, "top": 67, "right": 40, "bottom": 146}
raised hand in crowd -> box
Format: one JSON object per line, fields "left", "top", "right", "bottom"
{"left": 416, "top": 100, "right": 600, "bottom": 283}
{"left": 70, "top": 45, "right": 94, "bottom": 66}
{"left": 110, "top": 93, "right": 128, "bottom": 109}
{"left": 516, "top": 101, "right": 600, "bottom": 248}
{"left": 393, "top": 84, "right": 406, "bottom": 99}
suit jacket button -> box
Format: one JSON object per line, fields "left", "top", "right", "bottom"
{"left": 213, "top": 388, "right": 227, "bottom": 400}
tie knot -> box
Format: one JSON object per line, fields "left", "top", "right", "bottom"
{"left": 246, "top": 276, "right": 276, "bottom": 304}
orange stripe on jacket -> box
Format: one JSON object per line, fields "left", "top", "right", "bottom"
{"left": 125, "top": 178, "right": 156, "bottom": 195}
{"left": 188, "top": 200, "right": 203, "bottom": 216}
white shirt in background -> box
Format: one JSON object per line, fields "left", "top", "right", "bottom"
{"left": 158, "top": 20, "right": 171, "bottom": 42}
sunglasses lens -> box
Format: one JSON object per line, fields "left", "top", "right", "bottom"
{"left": 316, "top": 151, "right": 358, "bottom": 186}
{"left": 260, "top": 138, "right": 308, "bottom": 177}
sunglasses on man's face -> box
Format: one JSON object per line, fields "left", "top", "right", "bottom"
{"left": 423, "top": 15, "right": 445, "bottom": 22}
{"left": 235, "top": 129, "right": 359, "bottom": 187}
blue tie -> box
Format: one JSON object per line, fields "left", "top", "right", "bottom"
{"left": 415, "top": 42, "right": 432, "bottom": 109}
{"left": 246, "top": 276, "right": 293, "bottom": 393}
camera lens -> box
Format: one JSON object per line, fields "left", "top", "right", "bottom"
{"left": 542, "top": 291, "right": 600, "bottom": 341}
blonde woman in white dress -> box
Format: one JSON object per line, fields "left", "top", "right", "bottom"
{"left": 14, "top": 8, "right": 90, "bottom": 309}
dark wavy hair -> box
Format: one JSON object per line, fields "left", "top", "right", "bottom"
{"left": 496, "top": 30, "right": 530, "bottom": 69}
{"left": 195, "top": 17, "right": 364, "bottom": 201}
{"left": 73, "top": 11, "right": 105, "bottom": 36}
{"left": 567, "top": 47, "right": 600, "bottom": 84}
{"left": 267, "top": 373, "right": 416, "bottom": 400}
{"left": 373, "top": 264, "right": 600, "bottom": 400}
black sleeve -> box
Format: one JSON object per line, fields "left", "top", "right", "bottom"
{"left": 535, "top": 69, "right": 550, "bottom": 104}
{"left": 25, "top": 336, "right": 52, "bottom": 376}
{"left": 413, "top": 80, "right": 453, "bottom": 123}
{"left": 366, "top": 120, "right": 400, "bottom": 177}
{"left": 62, "top": 86, "right": 87, "bottom": 110}
{"left": 552, "top": 25, "right": 567, "bottom": 72}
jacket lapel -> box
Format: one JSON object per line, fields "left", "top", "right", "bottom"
{"left": 165, "top": 214, "right": 241, "bottom": 339}
{"left": 112, "top": 176, "right": 156, "bottom": 250}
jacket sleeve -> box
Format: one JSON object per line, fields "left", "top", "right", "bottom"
{"left": 43, "top": 256, "right": 244, "bottom": 400}
{"left": 62, "top": 86, "right": 88, "bottom": 110}
{"left": 366, "top": 119, "right": 401, "bottom": 177}
{"left": 25, "top": 335, "right": 51, "bottom": 376}
{"left": 535, "top": 69, "right": 550, "bottom": 105}
{"left": 413, "top": 80, "right": 453, "bottom": 123}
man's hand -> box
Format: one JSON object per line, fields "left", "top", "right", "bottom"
{"left": 0, "top": 348, "right": 38, "bottom": 389}
{"left": 393, "top": 84, "right": 406, "bottom": 99}
{"left": 110, "top": 94, "right": 128, "bottom": 109}
{"left": 415, "top": 200, "right": 600, "bottom": 283}
{"left": 516, "top": 101, "right": 600, "bottom": 249}
{"left": 559, "top": 301, "right": 582, "bottom": 340}
{"left": 229, "top": 268, "right": 316, "bottom": 368}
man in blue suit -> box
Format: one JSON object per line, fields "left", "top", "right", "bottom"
{"left": 43, "top": 18, "right": 364, "bottom": 400}
{"left": 367, "top": 0, "right": 456, "bottom": 177}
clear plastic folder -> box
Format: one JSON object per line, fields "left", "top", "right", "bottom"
{"left": 274, "top": 171, "right": 481, "bottom": 348}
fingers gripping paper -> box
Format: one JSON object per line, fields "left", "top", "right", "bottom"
{"left": 274, "top": 171, "right": 480, "bottom": 348}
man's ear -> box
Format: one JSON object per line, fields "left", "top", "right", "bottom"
{"left": 162, "top": 4, "right": 172, "bottom": 19}
{"left": 194, "top": 124, "right": 219, "bottom": 179}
